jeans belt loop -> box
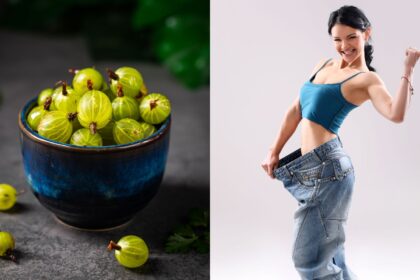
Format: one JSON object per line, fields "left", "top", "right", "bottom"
{"left": 285, "top": 165, "right": 293, "bottom": 178}
{"left": 313, "top": 149, "right": 323, "bottom": 162}
{"left": 337, "top": 135, "right": 343, "bottom": 147}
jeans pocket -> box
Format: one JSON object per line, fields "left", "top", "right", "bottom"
{"left": 333, "top": 155, "right": 354, "bottom": 181}
{"left": 294, "top": 164, "right": 323, "bottom": 187}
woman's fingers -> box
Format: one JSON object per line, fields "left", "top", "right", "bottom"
{"left": 268, "top": 164, "right": 274, "bottom": 178}
{"left": 261, "top": 162, "right": 276, "bottom": 178}
{"left": 406, "top": 47, "right": 418, "bottom": 55}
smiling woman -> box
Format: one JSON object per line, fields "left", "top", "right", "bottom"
{"left": 329, "top": 6, "right": 375, "bottom": 71}
{"left": 212, "top": 1, "right": 420, "bottom": 279}
{"left": 261, "top": 5, "right": 419, "bottom": 280}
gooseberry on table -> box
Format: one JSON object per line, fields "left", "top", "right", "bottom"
{"left": 108, "top": 235, "right": 149, "bottom": 268}
{"left": 0, "top": 231, "right": 16, "bottom": 262}
{"left": 0, "top": 184, "right": 17, "bottom": 211}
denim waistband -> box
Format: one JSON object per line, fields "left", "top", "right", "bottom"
{"left": 274, "top": 136, "right": 344, "bottom": 180}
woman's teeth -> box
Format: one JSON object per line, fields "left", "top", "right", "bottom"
{"left": 342, "top": 49, "right": 355, "bottom": 55}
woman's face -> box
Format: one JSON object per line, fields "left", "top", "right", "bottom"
{"left": 331, "top": 23, "right": 370, "bottom": 65}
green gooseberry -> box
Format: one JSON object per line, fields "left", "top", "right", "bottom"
{"left": 112, "top": 84, "right": 140, "bottom": 121}
{"left": 107, "top": 67, "right": 147, "bottom": 99}
{"left": 71, "top": 67, "right": 104, "bottom": 95}
{"left": 37, "top": 88, "right": 54, "bottom": 106}
{"left": 70, "top": 128, "right": 103, "bottom": 147}
{"left": 0, "top": 231, "right": 16, "bottom": 262}
{"left": 0, "top": 184, "right": 17, "bottom": 211}
{"left": 108, "top": 235, "right": 149, "bottom": 268}
{"left": 27, "top": 97, "right": 52, "bottom": 131}
{"left": 52, "top": 81, "right": 79, "bottom": 114}
{"left": 139, "top": 93, "right": 171, "bottom": 124}
{"left": 37, "top": 111, "right": 76, "bottom": 143}
{"left": 113, "top": 118, "right": 145, "bottom": 145}
{"left": 77, "top": 89, "right": 112, "bottom": 134}
{"left": 138, "top": 122, "right": 156, "bottom": 138}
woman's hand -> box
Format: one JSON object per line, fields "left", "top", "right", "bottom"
{"left": 261, "top": 150, "right": 280, "bottom": 179}
{"left": 404, "top": 47, "right": 420, "bottom": 72}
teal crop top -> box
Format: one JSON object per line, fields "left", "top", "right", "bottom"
{"left": 299, "top": 59, "right": 364, "bottom": 134}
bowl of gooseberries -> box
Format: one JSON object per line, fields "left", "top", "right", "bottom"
{"left": 18, "top": 67, "right": 172, "bottom": 230}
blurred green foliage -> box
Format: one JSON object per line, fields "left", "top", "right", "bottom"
{"left": 0, "top": 0, "right": 209, "bottom": 90}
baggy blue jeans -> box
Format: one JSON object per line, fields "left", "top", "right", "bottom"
{"left": 273, "top": 137, "right": 357, "bottom": 280}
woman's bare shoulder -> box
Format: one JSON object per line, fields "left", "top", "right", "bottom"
{"left": 309, "top": 58, "right": 335, "bottom": 76}
{"left": 361, "top": 71, "right": 385, "bottom": 86}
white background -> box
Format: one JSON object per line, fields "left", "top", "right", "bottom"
{"left": 212, "top": 0, "right": 420, "bottom": 279}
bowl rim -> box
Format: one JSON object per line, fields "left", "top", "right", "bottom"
{"left": 18, "top": 97, "right": 171, "bottom": 153}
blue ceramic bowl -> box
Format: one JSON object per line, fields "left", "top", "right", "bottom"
{"left": 18, "top": 97, "right": 171, "bottom": 229}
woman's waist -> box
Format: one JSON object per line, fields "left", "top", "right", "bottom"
{"left": 301, "top": 120, "right": 338, "bottom": 155}
{"left": 276, "top": 136, "right": 348, "bottom": 178}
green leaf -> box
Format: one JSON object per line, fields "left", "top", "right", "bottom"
{"left": 164, "top": 45, "right": 210, "bottom": 89}
{"left": 154, "top": 15, "right": 209, "bottom": 61}
{"left": 165, "top": 232, "right": 198, "bottom": 253}
{"left": 188, "top": 208, "right": 209, "bottom": 228}
{"left": 193, "top": 231, "right": 210, "bottom": 253}
{"left": 132, "top": 0, "right": 209, "bottom": 29}
{"left": 165, "top": 208, "right": 210, "bottom": 253}
{"left": 174, "top": 224, "right": 195, "bottom": 237}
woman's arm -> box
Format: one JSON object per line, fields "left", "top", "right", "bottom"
{"left": 367, "top": 48, "right": 419, "bottom": 122}
{"left": 261, "top": 96, "right": 302, "bottom": 178}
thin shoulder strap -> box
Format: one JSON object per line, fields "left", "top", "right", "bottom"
{"left": 340, "top": 71, "right": 365, "bottom": 84}
{"left": 310, "top": 58, "right": 332, "bottom": 81}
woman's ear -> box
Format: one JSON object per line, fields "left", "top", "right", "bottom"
{"left": 364, "top": 27, "right": 372, "bottom": 42}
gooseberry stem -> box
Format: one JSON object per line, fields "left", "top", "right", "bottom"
{"left": 5, "top": 249, "right": 16, "bottom": 262}
{"left": 67, "top": 112, "right": 78, "bottom": 122}
{"left": 89, "top": 122, "right": 97, "bottom": 135}
{"left": 135, "top": 92, "right": 143, "bottom": 100}
{"left": 54, "top": 81, "right": 68, "bottom": 96}
{"left": 87, "top": 80, "right": 93, "bottom": 91}
{"left": 107, "top": 241, "right": 121, "bottom": 251}
{"left": 106, "top": 69, "right": 119, "bottom": 81}
{"left": 117, "top": 84, "right": 124, "bottom": 97}
{"left": 16, "top": 189, "right": 26, "bottom": 196}
{"left": 150, "top": 100, "right": 158, "bottom": 110}
{"left": 62, "top": 81, "right": 68, "bottom": 96}
{"left": 44, "top": 97, "right": 52, "bottom": 110}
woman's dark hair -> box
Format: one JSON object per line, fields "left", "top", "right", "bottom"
{"left": 328, "top": 6, "right": 375, "bottom": 72}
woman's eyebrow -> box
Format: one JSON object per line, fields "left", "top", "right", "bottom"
{"left": 333, "top": 33, "right": 357, "bottom": 39}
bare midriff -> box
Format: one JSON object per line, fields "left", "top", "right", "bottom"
{"left": 300, "top": 118, "right": 338, "bottom": 155}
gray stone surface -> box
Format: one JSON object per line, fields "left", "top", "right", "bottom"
{"left": 0, "top": 30, "right": 209, "bottom": 279}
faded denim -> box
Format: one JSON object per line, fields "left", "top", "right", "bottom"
{"left": 273, "top": 137, "right": 357, "bottom": 280}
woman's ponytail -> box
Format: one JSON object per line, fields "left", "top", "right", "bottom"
{"left": 364, "top": 43, "right": 375, "bottom": 72}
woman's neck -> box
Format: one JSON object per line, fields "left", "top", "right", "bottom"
{"left": 338, "top": 54, "right": 367, "bottom": 71}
